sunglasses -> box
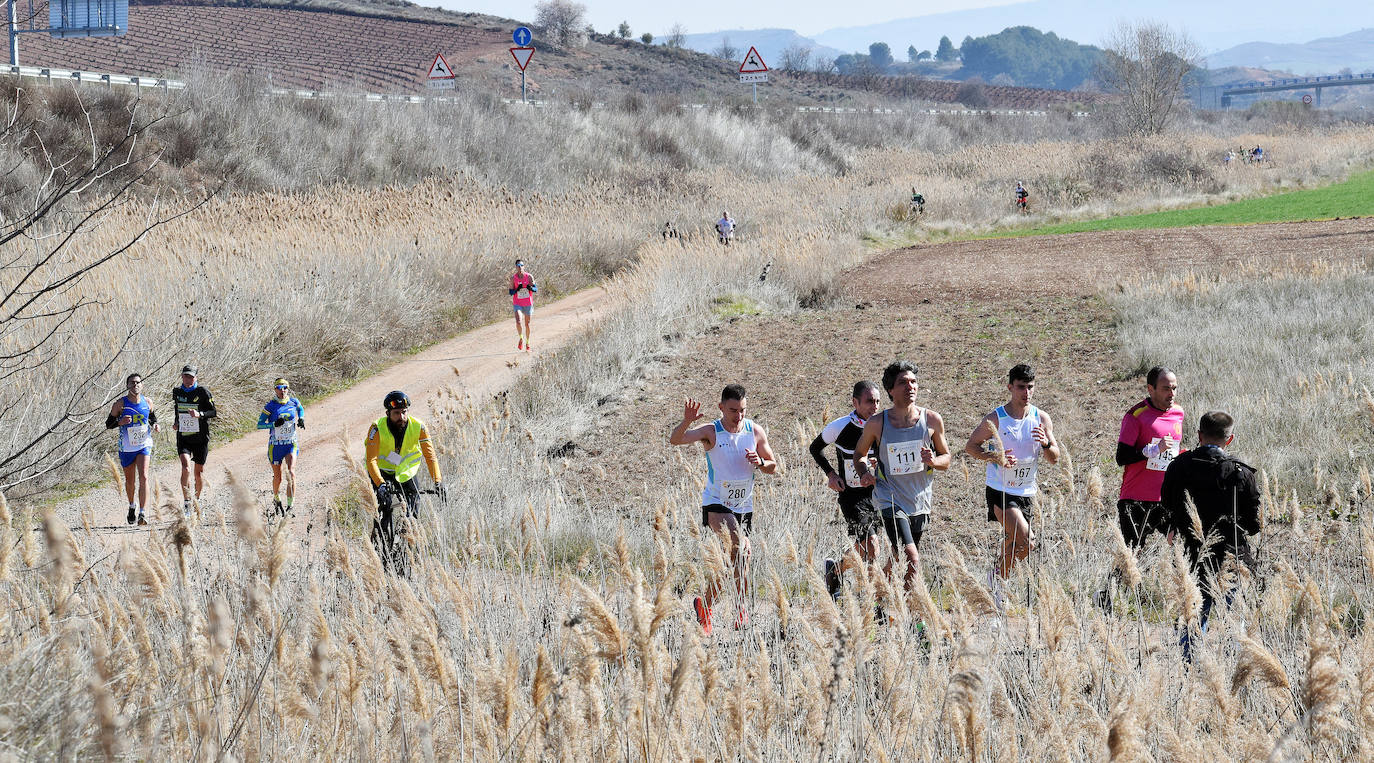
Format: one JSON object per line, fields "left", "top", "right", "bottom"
{"left": 275, "top": 385, "right": 289, "bottom": 390}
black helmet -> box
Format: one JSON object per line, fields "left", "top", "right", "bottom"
{"left": 384, "top": 390, "right": 410, "bottom": 411}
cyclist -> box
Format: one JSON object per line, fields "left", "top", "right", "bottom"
{"left": 716, "top": 211, "right": 735, "bottom": 245}
{"left": 510, "top": 259, "right": 538, "bottom": 353}
{"left": 809, "top": 381, "right": 883, "bottom": 600}
{"left": 257, "top": 378, "right": 305, "bottom": 517}
{"left": 172, "top": 365, "right": 216, "bottom": 518}
{"left": 106, "top": 373, "right": 159, "bottom": 526}
{"left": 670, "top": 384, "right": 778, "bottom": 634}
{"left": 365, "top": 391, "right": 445, "bottom": 541}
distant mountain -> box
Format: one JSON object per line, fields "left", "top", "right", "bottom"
{"left": 809, "top": 0, "right": 1374, "bottom": 58}
{"left": 1205, "top": 29, "right": 1374, "bottom": 74}
{"left": 678, "top": 29, "right": 844, "bottom": 69}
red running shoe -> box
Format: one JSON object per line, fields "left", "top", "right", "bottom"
{"left": 693, "top": 596, "right": 713, "bottom": 636}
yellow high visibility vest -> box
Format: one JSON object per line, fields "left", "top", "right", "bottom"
{"left": 375, "top": 416, "right": 424, "bottom": 483}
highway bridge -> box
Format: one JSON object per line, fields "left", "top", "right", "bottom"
{"left": 1206, "top": 71, "right": 1374, "bottom": 108}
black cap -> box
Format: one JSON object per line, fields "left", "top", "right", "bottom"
{"left": 181, "top": 365, "right": 198, "bottom": 376}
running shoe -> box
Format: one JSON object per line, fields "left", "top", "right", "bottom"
{"left": 823, "top": 557, "right": 841, "bottom": 600}
{"left": 126, "top": 505, "right": 137, "bottom": 525}
{"left": 182, "top": 500, "right": 192, "bottom": 519}
{"left": 273, "top": 499, "right": 284, "bottom": 517}
{"left": 137, "top": 512, "right": 148, "bottom": 527}
{"left": 988, "top": 567, "right": 1006, "bottom": 614}
{"left": 517, "top": 338, "right": 525, "bottom": 351}
{"left": 693, "top": 596, "right": 713, "bottom": 636}
{"left": 733, "top": 607, "right": 749, "bottom": 630}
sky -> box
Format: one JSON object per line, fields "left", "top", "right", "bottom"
{"left": 430, "top": 0, "right": 1019, "bottom": 38}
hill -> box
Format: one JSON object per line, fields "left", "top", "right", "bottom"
{"left": 1205, "top": 28, "right": 1374, "bottom": 74}
{"left": 15, "top": 0, "right": 1094, "bottom": 107}
{"left": 809, "top": 0, "right": 1374, "bottom": 56}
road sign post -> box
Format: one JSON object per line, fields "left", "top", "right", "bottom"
{"left": 510, "top": 45, "right": 535, "bottom": 103}
{"left": 738, "top": 46, "right": 768, "bottom": 104}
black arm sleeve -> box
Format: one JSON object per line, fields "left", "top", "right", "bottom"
{"left": 105, "top": 414, "right": 119, "bottom": 429}
{"left": 1235, "top": 469, "right": 1263, "bottom": 535}
{"left": 199, "top": 390, "right": 218, "bottom": 420}
{"left": 808, "top": 434, "right": 835, "bottom": 474}
{"left": 148, "top": 410, "right": 158, "bottom": 426}
{"left": 1115, "top": 441, "right": 1147, "bottom": 467}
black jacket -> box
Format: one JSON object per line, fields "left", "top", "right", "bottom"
{"left": 1161, "top": 445, "right": 1261, "bottom": 562}
{"left": 172, "top": 385, "right": 217, "bottom": 440}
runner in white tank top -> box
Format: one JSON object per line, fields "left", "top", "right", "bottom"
{"left": 965, "top": 364, "right": 1060, "bottom": 604}
{"left": 669, "top": 385, "right": 778, "bottom": 635}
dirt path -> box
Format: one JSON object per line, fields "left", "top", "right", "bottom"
{"left": 65, "top": 287, "right": 610, "bottom": 531}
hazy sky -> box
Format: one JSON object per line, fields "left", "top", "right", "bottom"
{"left": 429, "top": 0, "right": 1019, "bottom": 38}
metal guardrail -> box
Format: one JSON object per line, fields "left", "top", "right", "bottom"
{"left": 4, "top": 64, "right": 1092, "bottom": 118}
{"left": 5, "top": 63, "right": 182, "bottom": 90}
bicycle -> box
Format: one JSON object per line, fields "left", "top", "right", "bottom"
{"left": 371, "top": 482, "right": 443, "bottom": 576}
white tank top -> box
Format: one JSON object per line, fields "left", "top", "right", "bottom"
{"left": 985, "top": 405, "right": 1041, "bottom": 497}
{"left": 703, "top": 419, "right": 757, "bottom": 512}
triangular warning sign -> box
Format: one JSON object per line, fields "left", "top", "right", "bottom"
{"left": 739, "top": 46, "right": 768, "bottom": 73}
{"left": 427, "top": 53, "right": 455, "bottom": 80}
{"left": 510, "top": 46, "right": 535, "bottom": 71}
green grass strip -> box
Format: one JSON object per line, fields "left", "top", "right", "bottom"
{"left": 1010, "top": 169, "right": 1374, "bottom": 237}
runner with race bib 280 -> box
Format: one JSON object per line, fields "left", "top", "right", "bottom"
{"left": 257, "top": 377, "right": 305, "bottom": 517}
{"left": 105, "top": 372, "right": 160, "bottom": 526}
{"left": 669, "top": 384, "right": 778, "bottom": 635}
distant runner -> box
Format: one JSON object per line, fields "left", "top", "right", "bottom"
{"left": 257, "top": 378, "right": 305, "bottom": 517}
{"left": 809, "top": 381, "right": 883, "bottom": 600}
{"left": 964, "top": 364, "right": 1059, "bottom": 613}
{"left": 1014, "top": 181, "right": 1029, "bottom": 212}
{"left": 172, "top": 365, "right": 216, "bottom": 518}
{"left": 669, "top": 385, "right": 778, "bottom": 635}
{"left": 510, "top": 259, "right": 538, "bottom": 353}
{"left": 716, "top": 211, "right": 735, "bottom": 245}
{"left": 852, "top": 361, "right": 951, "bottom": 599}
{"left": 1098, "top": 366, "right": 1184, "bottom": 611}
{"left": 106, "top": 373, "right": 159, "bottom": 526}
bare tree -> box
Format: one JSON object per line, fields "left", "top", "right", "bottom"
{"left": 534, "top": 0, "right": 589, "bottom": 48}
{"left": 0, "top": 86, "right": 211, "bottom": 497}
{"left": 1096, "top": 21, "right": 1201, "bottom": 135}
{"left": 778, "top": 43, "right": 814, "bottom": 72}
{"left": 712, "top": 37, "right": 739, "bottom": 62}
{"left": 665, "top": 23, "right": 687, "bottom": 49}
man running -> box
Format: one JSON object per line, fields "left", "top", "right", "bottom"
{"left": 964, "top": 364, "right": 1060, "bottom": 610}
{"left": 1162, "top": 410, "right": 1261, "bottom": 661}
{"left": 510, "top": 259, "right": 538, "bottom": 353}
{"left": 670, "top": 385, "right": 778, "bottom": 635}
{"left": 257, "top": 378, "right": 305, "bottom": 517}
{"left": 106, "top": 373, "right": 159, "bottom": 526}
{"left": 716, "top": 211, "right": 735, "bottom": 245}
{"left": 365, "top": 391, "right": 446, "bottom": 539}
{"left": 1095, "top": 367, "right": 1185, "bottom": 612}
{"left": 172, "top": 365, "right": 216, "bottom": 518}
{"left": 809, "top": 381, "right": 883, "bottom": 599}
{"left": 1116, "top": 366, "right": 1185, "bottom": 548}
{"left": 852, "top": 361, "right": 951, "bottom": 598}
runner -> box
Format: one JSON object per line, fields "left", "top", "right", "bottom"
{"left": 808, "top": 380, "right": 883, "bottom": 599}
{"left": 172, "top": 365, "right": 216, "bottom": 518}
{"left": 510, "top": 259, "right": 538, "bottom": 353}
{"left": 364, "top": 390, "right": 445, "bottom": 534}
{"left": 105, "top": 373, "right": 159, "bottom": 526}
{"left": 1162, "top": 410, "right": 1261, "bottom": 662}
{"left": 669, "top": 385, "right": 778, "bottom": 635}
{"left": 964, "top": 364, "right": 1059, "bottom": 612}
{"left": 716, "top": 211, "right": 735, "bottom": 245}
{"left": 851, "top": 361, "right": 951, "bottom": 599}
{"left": 257, "top": 378, "right": 305, "bottom": 517}
{"left": 1097, "top": 366, "right": 1184, "bottom": 611}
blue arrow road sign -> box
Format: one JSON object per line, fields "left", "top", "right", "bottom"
{"left": 513, "top": 27, "right": 532, "bottom": 46}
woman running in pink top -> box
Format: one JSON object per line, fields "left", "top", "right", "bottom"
{"left": 510, "top": 259, "right": 538, "bottom": 352}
